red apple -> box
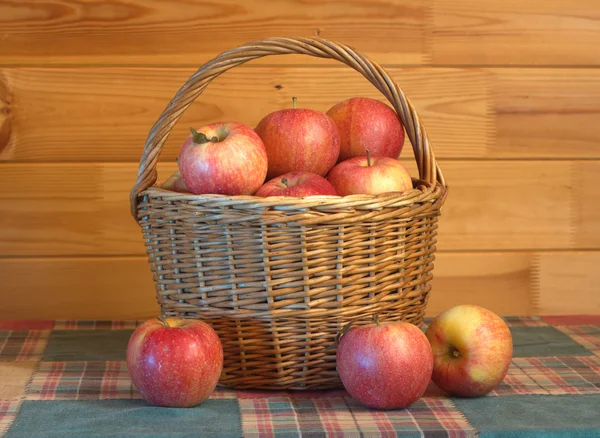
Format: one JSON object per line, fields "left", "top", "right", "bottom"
{"left": 327, "top": 97, "right": 405, "bottom": 162}
{"left": 336, "top": 318, "right": 433, "bottom": 410}
{"left": 178, "top": 121, "right": 268, "bottom": 195}
{"left": 255, "top": 171, "right": 338, "bottom": 197}
{"left": 127, "top": 317, "right": 223, "bottom": 408}
{"left": 327, "top": 151, "right": 413, "bottom": 196}
{"left": 254, "top": 97, "right": 340, "bottom": 179}
{"left": 161, "top": 170, "right": 189, "bottom": 193}
{"left": 425, "top": 304, "right": 513, "bottom": 397}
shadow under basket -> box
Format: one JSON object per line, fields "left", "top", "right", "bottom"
{"left": 130, "top": 37, "right": 448, "bottom": 390}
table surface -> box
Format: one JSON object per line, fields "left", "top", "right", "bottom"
{"left": 1, "top": 315, "right": 599, "bottom": 437}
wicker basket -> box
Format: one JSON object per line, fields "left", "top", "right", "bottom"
{"left": 129, "top": 37, "right": 448, "bottom": 390}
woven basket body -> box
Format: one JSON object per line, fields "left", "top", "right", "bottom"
{"left": 130, "top": 37, "right": 448, "bottom": 390}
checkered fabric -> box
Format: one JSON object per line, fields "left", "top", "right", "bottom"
{"left": 0, "top": 330, "right": 50, "bottom": 362}
{"left": 0, "top": 402, "right": 20, "bottom": 436}
{"left": 0, "top": 316, "right": 599, "bottom": 437}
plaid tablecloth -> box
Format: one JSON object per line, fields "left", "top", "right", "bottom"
{"left": 1, "top": 316, "right": 599, "bottom": 437}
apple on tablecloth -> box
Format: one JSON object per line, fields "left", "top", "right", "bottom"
{"left": 336, "top": 317, "right": 433, "bottom": 410}
{"left": 255, "top": 171, "right": 338, "bottom": 197}
{"left": 178, "top": 121, "right": 268, "bottom": 196}
{"left": 255, "top": 97, "right": 340, "bottom": 179}
{"left": 425, "top": 304, "right": 513, "bottom": 397}
{"left": 327, "top": 97, "right": 405, "bottom": 162}
{"left": 127, "top": 317, "right": 223, "bottom": 408}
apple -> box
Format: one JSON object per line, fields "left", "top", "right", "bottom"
{"left": 161, "top": 170, "right": 189, "bottom": 193}
{"left": 425, "top": 304, "right": 513, "bottom": 397}
{"left": 127, "top": 316, "right": 223, "bottom": 408}
{"left": 254, "top": 97, "right": 340, "bottom": 179}
{"left": 336, "top": 318, "right": 433, "bottom": 410}
{"left": 326, "top": 150, "right": 413, "bottom": 196}
{"left": 178, "top": 121, "right": 268, "bottom": 195}
{"left": 255, "top": 171, "right": 338, "bottom": 197}
{"left": 327, "top": 97, "right": 405, "bottom": 162}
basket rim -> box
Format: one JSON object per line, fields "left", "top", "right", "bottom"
{"left": 138, "top": 178, "right": 446, "bottom": 210}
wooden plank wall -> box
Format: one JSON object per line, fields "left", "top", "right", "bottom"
{"left": 1, "top": 0, "right": 599, "bottom": 319}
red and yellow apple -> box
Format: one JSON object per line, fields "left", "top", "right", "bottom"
{"left": 178, "top": 121, "right": 268, "bottom": 195}
{"left": 425, "top": 304, "right": 513, "bottom": 397}
{"left": 127, "top": 317, "right": 223, "bottom": 408}
{"left": 336, "top": 318, "right": 433, "bottom": 410}
{"left": 255, "top": 171, "right": 338, "bottom": 197}
{"left": 326, "top": 152, "right": 412, "bottom": 196}
{"left": 161, "top": 170, "right": 189, "bottom": 193}
{"left": 254, "top": 98, "right": 340, "bottom": 179}
{"left": 326, "top": 97, "right": 405, "bottom": 162}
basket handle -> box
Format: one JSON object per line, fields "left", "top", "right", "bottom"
{"left": 130, "top": 37, "right": 447, "bottom": 218}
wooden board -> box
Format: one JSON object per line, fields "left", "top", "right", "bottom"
{"left": 430, "top": 0, "right": 600, "bottom": 66}
{"left": 0, "top": 160, "right": 596, "bottom": 257}
{"left": 0, "top": 67, "right": 491, "bottom": 162}
{"left": 3, "top": 67, "right": 600, "bottom": 163}
{"left": 428, "top": 252, "right": 535, "bottom": 316}
{"left": 3, "top": 0, "right": 599, "bottom": 68}
{"left": 538, "top": 252, "right": 600, "bottom": 315}
{"left": 0, "top": 0, "right": 427, "bottom": 66}
{"left": 574, "top": 162, "right": 600, "bottom": 248}
{"left": 0, "top": 257, "right": 159, "bottom": 320}
{"left": 493, "top": 69, "right": 600, "bottom": 158}
{"left": 0, "top": 251, "right": 542, "bottom": 320}
{"left": 434, "top": 161, "right": 575, "bottom": 251}
{"left": 0, "top": 163, "right": 148, "bottom": 256}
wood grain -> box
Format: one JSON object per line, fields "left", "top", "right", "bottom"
{"left": 434, "top": 161, "right": 575, "bottom": 251}
{"left": 574, "top": 161, "right": 600, "bottom": 248}
{"left": 3, "top": 67, "right": 600, "bottom": 162}
{"left": 1, "top": 160, "right": 597, "bottom": 257}
{"left": 0, "top": 252, "right": 539, "bottom": 320}
{"left": 0, "top": 163, "right": 148, "bottom": 256}
{"left": 538, "top": 252, "right": 600, "bottom": 315}
{"left": 428, "top": 252, "right": 535, "bottom": 316}
{"left": 0, "top": 257, "right": 159, "bottom": 320}
{"left": 0, "top": 67, "right": 491, "bottom": 162}
{"left": 493, "top": 69, "right": 600, "bottom": 158}
{"left": 430, "top": 0, "right": 600, "bottom": 66}
{"left": 0, "top": 0, "right": 426, "bottom": 66}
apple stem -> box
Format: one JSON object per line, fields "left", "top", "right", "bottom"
{"left": 335, "top": 321, "right": 354, "bottom": 346}
{"left": 281, "top": 178, "right": 289, "bottom": 188}
{"left": 292, "top": 96, "right": 297, "bottom": 109}
{"left": 366, "top": 148, "right": 372, "bottom": 167}
{"left": 190, "top": 128, "right": 218, "bottom": 144}
{"left": 373, "top": 314, "right": 380, "bottom": 326}
{"left": 157, "top": 315, "right": 170, "bottom": 328}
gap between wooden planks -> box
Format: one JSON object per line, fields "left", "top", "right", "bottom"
{"left": 1, "top": 252, "right": 598, "bottom": 320}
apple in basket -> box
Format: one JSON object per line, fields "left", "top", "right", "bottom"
{"left": 327, "top": 150, "right": 413, "bottom": 196}
{"left": 161, "top": 170, "right": 189, "bottom": 193}
{"left": 336, "top": 317, "right": 433, "bottom": 410}
{"left": 254, "top": 97, "right": 340, "bottom": 179}
{"left": 425, "top": 304, "right": 513, "bottom": 397}
{"left": 127, "top": 317, "right": 223, "bottom": 408}
{"left": 255, "top": 171, "right": 338, "bottom": 197}
{"left": 178, "top": 121, "right": 268, "bottom": 195}
{"left": 327, "top": 97, "right": 405, "bottom": 162}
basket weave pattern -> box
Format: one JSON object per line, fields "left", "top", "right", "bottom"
{"left": 130, "top": 37, "right": 448, "bottom": 390}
